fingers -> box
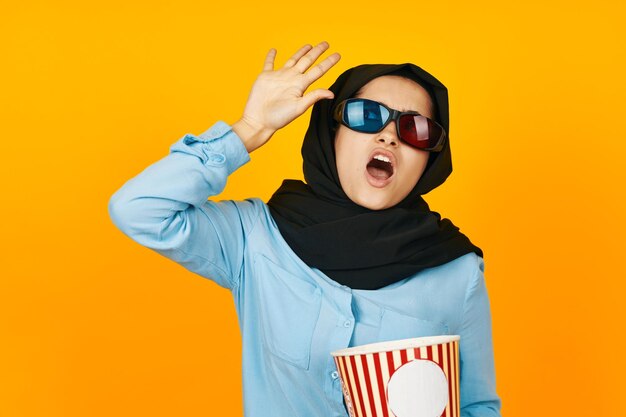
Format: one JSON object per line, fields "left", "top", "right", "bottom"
{"left": 302, "top": 52, "right": 341, "bottom": 86}
{"left": 282, "top": 44, "right": 313, "bottom": 69}
{"left": 293, "top": 41, "right": 331, "bottom": 74}
{"left": 263, "top": 48, "right": 276, "bottom": 72}
{"left": 297, "top": 88, "right": 335, "bottom": 114}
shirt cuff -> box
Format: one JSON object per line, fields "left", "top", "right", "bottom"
{"left": 178, "top": 120, "right": 251, "bottom": 175}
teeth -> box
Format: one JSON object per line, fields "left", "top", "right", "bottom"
{"left": 373, "top": 154, "right": 391, "bottom": 163}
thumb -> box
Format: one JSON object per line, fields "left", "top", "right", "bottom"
{"left": 298, "top": 89, "right": 334, "bottom": 113}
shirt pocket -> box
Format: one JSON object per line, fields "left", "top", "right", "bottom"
{"left": 378, "top": 307, "right": 449, "bottom": 342}
{"left": 253, "top": 254, "right": 322, "bottom": 370}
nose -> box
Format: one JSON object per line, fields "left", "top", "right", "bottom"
{"left": 375, "top": 120, "right": 399, "bottom": 147}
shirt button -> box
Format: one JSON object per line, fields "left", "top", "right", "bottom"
{"left": 207, "top": 152, "right": 225, "bottom": 164}
{"left": 331, "top": 371, "right": 339, "bottom": 380}
{"left": 343, "top": 320, "right": 351, "bottom": 328}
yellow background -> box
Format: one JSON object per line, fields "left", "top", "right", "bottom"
{"left": 2, "top": 0, "right": 625, "bottom": 416}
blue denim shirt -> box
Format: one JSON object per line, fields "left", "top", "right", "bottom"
{"left": 108, "top": 121, "right": 502, "bottom": 417}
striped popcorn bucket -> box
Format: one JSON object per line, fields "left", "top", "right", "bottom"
{"left": 331, "top": 335, "right": 460, "bottom": 417}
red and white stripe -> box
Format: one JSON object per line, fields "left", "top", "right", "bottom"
{"left": 334, "top": 340, "right": 460, "bottom": 417}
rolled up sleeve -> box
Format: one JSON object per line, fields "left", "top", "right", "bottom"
{"left": 108, "top": 121, "right": 256, "bottom": 290}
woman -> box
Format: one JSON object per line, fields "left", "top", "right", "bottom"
{"left": 109, "top": 41, "right": 502, "bottom": 417}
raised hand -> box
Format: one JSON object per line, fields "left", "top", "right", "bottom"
{"left": 232, "top": 41, "right": 341, "bottom": 153}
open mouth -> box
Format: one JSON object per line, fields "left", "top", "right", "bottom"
{"left": 366, "top": 155, "right": 395, "bottom": 181}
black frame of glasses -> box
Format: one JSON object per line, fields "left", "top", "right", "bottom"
{"left": 332, "top": 98, "right": 447, "bottom": 152}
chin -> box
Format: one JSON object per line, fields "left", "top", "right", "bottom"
{"left": 352, "top": 194, "right": 396, "bottom": 211}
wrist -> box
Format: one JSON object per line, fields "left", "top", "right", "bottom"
{"left": 231, "top": 117, "right": 275, "bottom": 153}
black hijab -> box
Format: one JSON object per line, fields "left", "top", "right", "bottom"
{"left": 266, "top": 63, "right": 483, "bottom": 290}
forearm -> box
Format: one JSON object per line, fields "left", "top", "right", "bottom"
{"left": 108, "top": 120, "right": 250, "bottom": 248}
